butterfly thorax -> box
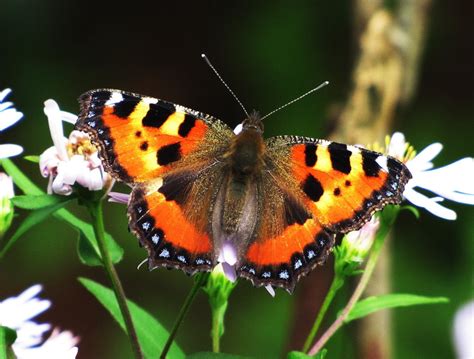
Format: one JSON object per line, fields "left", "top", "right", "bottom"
{"left": 217, "top": 115, "right": 266, "bottom": 241}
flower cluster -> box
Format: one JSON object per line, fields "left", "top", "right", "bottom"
{"left": 387, "top": 132, "right": 474, "bottom": 220}
{"left": 39, "top": 100, "right": 112, "bottom": 195}
{"left": 0, "top": 284, "right": 79, "bottom": 358}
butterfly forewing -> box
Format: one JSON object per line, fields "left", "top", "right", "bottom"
{"left": 76, "top": 89, "right": 233, "bottom": 184}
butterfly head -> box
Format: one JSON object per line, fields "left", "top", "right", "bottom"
{"left": 240, "top": 111, "right": 264, "bottom": 134}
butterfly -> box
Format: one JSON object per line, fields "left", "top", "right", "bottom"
{"left": 75, "top": 89, "right": 411, "bottom": 292}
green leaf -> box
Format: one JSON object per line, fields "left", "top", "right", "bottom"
{"left": 0, "top": 327, "right": 16, "bottom": 346}
{"left": 287, "top": 349, "right": 327, "bottom": 359}
{"left": 1, "top": 159, "right": 123, "bottom": 264}
{"left": 77, "top": 231, "right": 102, "bottom": 266}
{"left": 0, "top": 326, "right": 17, "bottom": 359}
{"left": 79, "top": 277, "right": 185, "bottom": 359}
{"left": 1, "top": 199, "right": 73, "bottom": 257}
{"left": 346, "top": 294, "right": 449, "bottom": 323}
{"left": 61, "top": 211, "right": 123, "bottom": 265}
{"left": 23, "top": 155, "right": 40, "bottom": 163}
{"left": 400, "top": 205, "right": 420, "bottom": 219}
{"left": 187, "top": 353, "right": 253, "bottom": 359}
{"left": 12, "top": 194, "right": 73, "bottom": 210}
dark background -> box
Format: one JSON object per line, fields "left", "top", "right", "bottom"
{"left": 1, "top": 1, "right": 473, "bottom": 358}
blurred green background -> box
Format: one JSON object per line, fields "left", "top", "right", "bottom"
{"left": 0, "top": 1, "right": 472, "bottom": 358}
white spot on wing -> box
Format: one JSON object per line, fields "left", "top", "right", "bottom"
{"left": 143, "top": 97, "right": 158, "bottom": 105}
{"left": 105, "top": 92, "right": 123, "bottom": 105}
{"left": 376, "top": 156, "right": 389, "bottom": 172}
{"left": 159, "top": 248, "right": 170, "bottom": 258}
{"left": 151, "top": 234, "right": 160, "bottom": 245}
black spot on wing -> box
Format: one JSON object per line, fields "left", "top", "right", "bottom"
{"left": 178, "top": 114, "right": 196, "bottom": 137}
{"left": 284, "top": 193, "right": 311, "bottom": 225}
{"left": 158, "top": 172, "right": 195, "bottom": 205}
{"left": 304, "top": 143, "right": 318, "bottom": 167}
{"left": 157, "top": 142, "right": 181, "bottom": 166}
{"left": 302, "top": 174, "right": 324, "bottom": 202}
{"left": 142, "top": 102, "right": 175, "bottom": 128}
{"left": 140, "top": 141, "right": 148, "bottom": 151}
{"left": 113, "top": 94, "right": 140, "bottom": 119}
{"left": 362, "top": 151, "right": 381, "bottom": 177}
{"left": 328, "top": 142, "right": 352, "bottom": 174}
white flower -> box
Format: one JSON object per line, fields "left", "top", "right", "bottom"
{"left": 0, "top": 284, "right": 79, "bottom": 358}
{"left": 0, "top": 88, "right": 23, "bottom": 159}
{"left": 387, "top": 132, "right": 474, "bottom": 220}
{"left": 39, "top": 99, "right": 112, "bottom": 195}
{"left": 452, "top": 300, "right": 474, "bottom": 359}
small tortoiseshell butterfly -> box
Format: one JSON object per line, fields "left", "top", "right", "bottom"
{"left": 76, "top": 88, "right": 411, "bottom": 292}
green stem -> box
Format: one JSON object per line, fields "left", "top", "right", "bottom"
{"left": 0, "top": 328, "right": 6, "bottom": 359}
{"left": 87, "top": 200, "right": 143, "bottom": 359}
{"left": 302, "top": 273, "right": 345, "bottom": 353}
{"left": 161, "top": 273, "right": 208, "bottom": 359}
{"left": 308, "top": 211, "right": 397, "bottom": 355}
{"left": 211, "top": 302, "right": 228, "bottom": 353}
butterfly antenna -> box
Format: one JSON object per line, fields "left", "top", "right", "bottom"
{"left": 201, "top": 53, "right": 250, "bottom": 118}
{"left": 260, "top": 81, "right": 329, "bottom": 121}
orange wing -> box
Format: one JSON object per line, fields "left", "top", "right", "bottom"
{"left": 76, "top": 89, "right": 232, "bottom": 184}
{"left": 76, "top": 89, "right": 233, "bottom": 272}
{"left": 238, "top": 136, "right": 411, "bottom": 292}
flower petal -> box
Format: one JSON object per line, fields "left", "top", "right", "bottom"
{"left": 221, "top": 262, "right": 237, "bottom": 282}
{"left": 60, "top": 111, "right": 78, "bottom": 124}
{"left": 404, "top": 187, "right": 457, "bottom": 220}
{"left": 387, "top": 132, "right": 407, "bottom": 159}
{"left": 0, "top": 144, "right": 23, "bottom": 159}
{"left": 0, "top": 88, "right": 12, "bottom": 102}
{"left": 44, "top": 100, "right": 68, "bottom": 161}
{"left": 0, "top": 108, "right": 24, "bottom": 131}
{"left": 108, "top": 192, "right": 130, "bottom": 204}
{"left": 407, "top": 143, "right": 443, "bottom": 173}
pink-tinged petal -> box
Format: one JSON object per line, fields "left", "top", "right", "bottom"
{"left": 86, "top": 168, "right": 105, "bottom": 191}
{"left": 221, "top": 262, "right": 237, "bottom": 282}
{"left": 264, "top": 285, "right": 275, "bottom": 297}
{"left": 39, "top": 146, "right": 60, "bottom": 177}
{"left": 51, "top": 174, "right": 73, "bottom": 196}
{"left": 0, "top": 173, "right": 14, "bottom": 199}
{"left": 222, "top": 241, "right": 238, "bottom": 266}
{"left": 108, "top": 192, "right": 130, "bottom": 204}
{"left": 453, "top": 301, "right": 474, "bottom": 359}
{"left": 0, "top": 144, "right": 23, "bottom": 159}
{"left": 44, "top": 100, "right": 68, "bottom": 161}
{"left": 57, "top": 156, "right": 83, "bottom": 185}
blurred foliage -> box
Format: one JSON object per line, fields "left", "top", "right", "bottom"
{"left": 0, "top": 1, "right": 472, "bottom": 358}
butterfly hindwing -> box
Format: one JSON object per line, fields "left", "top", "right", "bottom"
{"left": 76, "top": 89, "right": 233, "bottom": 184}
